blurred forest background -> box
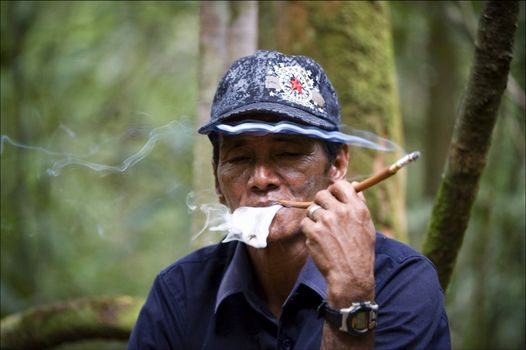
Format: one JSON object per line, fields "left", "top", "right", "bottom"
{"left": 1, "top": 1, "right": 524, "bottom": 349}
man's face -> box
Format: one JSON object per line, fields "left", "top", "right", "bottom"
{"left": 215, "top": 133, "right": 345, "bottom": 243}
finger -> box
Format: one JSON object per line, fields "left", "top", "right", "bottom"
{"left": 301, "top": 217, "right": 325, "bottom": 241}
{"left": 328, "top": 180, "right": 353, "bottom": 203}
{"left": 301, "top": 215, "right": 315, "bottom": 229}
{"left": 306, "top": 204, "right": 323, "bottom": 221}
{"left": 313, "top": 189, "right": 337, "bottom": 209}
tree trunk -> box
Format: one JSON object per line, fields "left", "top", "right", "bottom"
{"left": 422, "top": 0, "right": 519, "bottom": 290}
{"left": 0, "top": 296, "right": 142, "bottom": 350}
{"left": 191, "top": 1, "right": 257, "bottom": 248}
{"left": 259, "top": 1, "right": 407, "bottom": 241}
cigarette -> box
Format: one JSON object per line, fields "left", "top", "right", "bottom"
{"left": 277, "top": 151, "right": 420, "bottom": 209}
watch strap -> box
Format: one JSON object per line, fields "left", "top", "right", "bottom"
{"left": 317, "top": 301, "right": 344, "bottom": 329}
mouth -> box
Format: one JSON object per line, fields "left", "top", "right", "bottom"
{"left": 242, "top": 196, "right": 299, "bottom": 207}
{"left": 242, "top": 196, "right": 307, "bottom": 208}
{"left": 249, "top": 201, "right": 282, "bottom": 208}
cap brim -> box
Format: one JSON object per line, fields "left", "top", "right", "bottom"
{"left": 197, "top": 102, "right": 338, "bottom": 134}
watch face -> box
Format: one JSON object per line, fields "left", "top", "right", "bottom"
{"left": 323, "top": 301, "right": 378, "bottom": 336}
{"left": 351, "top": 310, "right": 370, "bottom": 331}
{"left": 346, "top": 302, "right": 378, "bottom": 335}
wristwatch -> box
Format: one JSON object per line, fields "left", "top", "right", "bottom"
{"left": 318, "top": 300, "right": 379, "bottom": 336}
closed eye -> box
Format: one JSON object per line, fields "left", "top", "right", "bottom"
{"left": 228, "top": 156, "right": 251, "bottom": 163}
{"left": 277, "top": 152, "right": 303, "bottom": 158}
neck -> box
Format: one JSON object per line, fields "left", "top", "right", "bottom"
{"left": 247, "top": 234, "right": 308, "bottom": 318}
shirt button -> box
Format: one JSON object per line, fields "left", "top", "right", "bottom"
{"left": 281, "top": 337, "right": 294, "bottom": 350}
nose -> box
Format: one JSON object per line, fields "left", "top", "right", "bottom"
{"left": 248, "top": 162, "right": 280, "bottom": 193}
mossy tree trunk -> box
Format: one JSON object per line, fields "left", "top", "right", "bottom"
{"left": 0, "top": 296, "right": 142, "bottom": 350}
{"left": 422, "top": 0, "right": 519, "bottom": 290}
{"left": 191, "top": 1, "right": 257, "bottom": 248}
{"left": 259, "top": 1, "right": 407, "bottom": 241}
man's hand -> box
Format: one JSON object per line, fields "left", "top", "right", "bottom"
{"left": 301, "top": 180, "right": 376, "bottom": 307}
{"left": 301, "top": 180, "right": 376, "bottom": 349}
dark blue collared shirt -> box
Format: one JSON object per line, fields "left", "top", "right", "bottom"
{"left": 128, "top": 233, "right": 451, "bottom": 349}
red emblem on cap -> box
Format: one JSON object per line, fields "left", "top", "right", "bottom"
{"left": 290, "top": 78, "right": 303, "bottom": 94}
{"left": 265, "top": 64, "right": 325, "bottom": 112}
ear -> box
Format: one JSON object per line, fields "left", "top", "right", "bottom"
{"left": 213, "top": 161, "right": 226, "bottom": 205}
{"left": 328, "top": 144, "right": 349, "bottom": 181}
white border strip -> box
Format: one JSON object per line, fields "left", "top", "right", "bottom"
{"left": 214, "top": 121, "right": 397, "bottom": 152}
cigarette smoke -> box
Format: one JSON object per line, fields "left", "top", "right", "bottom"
{"left": 186, "top": 191, "right": 230, "bottom": 242}
{"left": 1, "top": 120, "right": 193, "bottom": 176}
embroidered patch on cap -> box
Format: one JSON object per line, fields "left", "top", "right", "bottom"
{"left": 265, "top": 63, "right": 325, "bottom": 112}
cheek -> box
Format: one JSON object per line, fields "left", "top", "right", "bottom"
{"left": 288, "top": 171, "right": 330, "bottom": 199}
{"left": 217, "top": 168, "right": 247, "bottom": 204}
{"left": 268, "top": 207, "right": 305, "bottom": 241}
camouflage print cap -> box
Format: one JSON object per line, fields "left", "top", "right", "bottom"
{"left": 198, "top": 50, "right": 341, "bottom": 134}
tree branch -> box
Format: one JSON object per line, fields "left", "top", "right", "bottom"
{"left": 422, "top": 1, "right": 519, "bottom": 290}
{"left": 450, "top": 0, "right": 525, "bottom": 110}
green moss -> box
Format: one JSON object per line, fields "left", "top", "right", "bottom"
{"left": 0, "top": 296, "right": 143, "bottom": 349}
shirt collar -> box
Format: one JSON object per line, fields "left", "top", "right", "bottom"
{"left": 215, "top": 242, "right": 255, "bottom": 313}
{"left": 215, "top": 242, "right": 328, "bottom": 313}
{"left": 295, "top": 255, "right": 327, "bottom": 300}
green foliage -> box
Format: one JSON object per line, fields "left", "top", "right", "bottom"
{"left": 1, "top": 1, "right": 199, "bottom": 317}
{"left": 449, "top": 112, "right": 525, "bottom": 349}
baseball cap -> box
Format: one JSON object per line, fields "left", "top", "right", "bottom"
{"left": 198, "top": 50, "right": 341, "bottom": 134}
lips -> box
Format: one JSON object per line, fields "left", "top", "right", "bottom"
{"left": 243, "top": 196, "right": 296, "bottom": 207}
{"left": 249, "top": 201, "right": 280, "bottom": 207}
{"left": 243, "top": 195, "right": 303, "bottom": 208}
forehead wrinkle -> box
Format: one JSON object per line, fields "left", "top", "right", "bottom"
{"left": 219, "top": 134, "right": 251, "bottom": 153}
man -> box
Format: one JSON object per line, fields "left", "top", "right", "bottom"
{"left": 128, "top": 50, "right": 451, "bottom": 349}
